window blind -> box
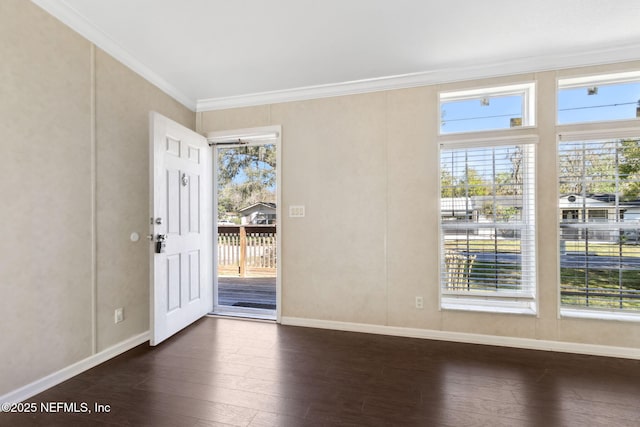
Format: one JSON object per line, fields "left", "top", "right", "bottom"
{"left": 440, "top": 141, "right": 536, "bottom": 313}
{"left": 558, "top": 137, "right": 640, "bottom": 313}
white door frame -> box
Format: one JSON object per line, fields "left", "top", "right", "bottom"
{"left": 207, "top": 125, "right": 282, "bottom": 323}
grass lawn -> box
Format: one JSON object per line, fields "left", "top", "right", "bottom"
{"left": 562, "top": 241, "right": 640, "bottom": 257}
{"left": 444, "top": 238, "right": 640, "bottom": 309}
{"left": 445, "top": 239, "right": 640, "bottom": 257}
{"left": 444, "top": 239, "right": 522, "bottom": 253}
{"left": 449, "top": 261, "right": 522, "bottom": 292}
{"left": 561, "top": 268, "right": 640, "bottom": 309}
{"left": 447, "top": 258, "right": 640, "bottom": 310}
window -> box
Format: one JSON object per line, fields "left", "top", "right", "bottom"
{"left": 562, "top": 209, "right": 579, "bottom": 222}
{"left": 440, "top": 136, "right": 537, "bottom": 314}
{"left": 588, "top": 210, "right": 608, "bottom": 222}
{"left": 558, "top": 131, "right": 640, "bottom": 318}
{"left": 558, "top": 71, "right": 640, "bottom": 125}
{"left": 439, "top": 83, "right": 536, "bottom": 134}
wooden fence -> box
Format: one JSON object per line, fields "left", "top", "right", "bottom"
{"left": 218, "top": 225, "right": 276, "bottom": 277}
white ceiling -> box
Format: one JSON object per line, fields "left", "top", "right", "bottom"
{"left": 34, "top": 0, "right": 640, "bottom": 110}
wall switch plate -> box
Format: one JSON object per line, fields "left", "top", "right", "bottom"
{"left": 289, "top": 205, "right": 305, "bottom": 218}
{"left": 114, "top": 307, "right": 124, "bottom": 324}
{"left": 415, "top": 296, "right": 424, "bottom": 309}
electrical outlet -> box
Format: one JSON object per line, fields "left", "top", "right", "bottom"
{"left": 415, "top": 296, "right": 424, "bottom": 309}
{"left": 114, "top": 307, "right": 124, "bottom": 324}
{"left": 289, "top": 205, "right": 305, "bottom": 218}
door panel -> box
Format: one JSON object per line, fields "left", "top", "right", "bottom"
{"left": 189, "top": 250, "right": 200, "bottom": 301}
{"left": 166, "top": 254, "right": 181, "bottom": 312}
{"left": 189, "top": 174, "right": 201, "bottom": 233}
{"left": 150, "top": 112, "right": 212, "bottom": 345}
{"left": 167, "top": 170, "right": 180, "bottom": 234}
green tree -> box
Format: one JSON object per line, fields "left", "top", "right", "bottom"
{"left": 507, "top": 146, "right": 523, "bottom": 193}
{"left": 495, "top": 172, "right": 514, "bottom": 195}
{"left": 619, "top": 138, "right": 640, "bottom": 200}
{"left": 440, "top": 167, "right": 490, "bottom": 197}
{"left": 482, "top": 202, "right": 519, "bottom": 222}
{"left": 440, "top": 169, "right": 459, "bottom": 197}
{"left": 217, "top": 144, "right": 276, "bottom": 220}
{"left": 559, "top": 143, "right": 617, "bottom": 196}
{"left": 461, "top": 168, "right": 490, "bottom": 196}
{"left": 558, "top": 138, "right": 640, "bottom": 199}
{"left": 218, "top": 145, "right": 276, "bottom": 187}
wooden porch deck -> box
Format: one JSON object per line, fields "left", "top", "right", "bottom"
{"left": 217, "top": 276, "right": 276, "bottom": 309}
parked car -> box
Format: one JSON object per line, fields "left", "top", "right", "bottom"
{"left": 620, "top": 229, "right": 640, "bottom": 244}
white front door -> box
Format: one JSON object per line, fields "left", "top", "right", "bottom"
{"left": 149, "top": 112, "right": 212, "bottom": 345}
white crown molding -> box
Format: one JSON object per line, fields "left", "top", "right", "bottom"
{"left": 31, "top": 0, "right": 196, "bottom": 111}
{"left": 281, "top": 317, "right": 640, "bottom": 360}
{"left": 0, "top": 331, "right": 149, "bottom": 405}
{"left": 197, "top": 43, "right": 640, "bottom": 112}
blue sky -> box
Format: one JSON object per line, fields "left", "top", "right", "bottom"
{"left": 558, "top": 82, "right": 640, "bottom": 124}
{"left": 441, "top": 95, "right": 522, "bottom": 133}
{"left": 440, "top": 82, "right": 640, "bottom": 133}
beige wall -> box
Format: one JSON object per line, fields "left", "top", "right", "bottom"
{"left": 199, "top": 61, "right": 640, "bottom": 351}
{"left": 0, "top": 0, "right": 194, "bottom": 395}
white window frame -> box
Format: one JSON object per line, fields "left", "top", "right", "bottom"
{"left": 439, "top": 135, "right": 538, "bottom": 315}
{"left": 557, "top": 71, "right": 640, "bottom": 126}
{"left": 439, "top": 82, "right": 537, "bottom": 136}
{"left": 557, "top": 127, "right": 640, "bottom": 322}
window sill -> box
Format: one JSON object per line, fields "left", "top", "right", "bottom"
{"left": 441, "top": 297, "right": 537, "bottom": 315}
{"left": 438, "top": 125, "right": 538, "bottom": 138}
{"left": 561, "top": 308, "right": 640, "bottom": 323}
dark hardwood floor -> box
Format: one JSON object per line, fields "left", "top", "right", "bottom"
{"left": 2, "top": 317, "right": 639, "bottom": 426}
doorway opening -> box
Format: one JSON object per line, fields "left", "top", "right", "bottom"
{"left": 209, "top": 127, "right": 281, "bottom": 320}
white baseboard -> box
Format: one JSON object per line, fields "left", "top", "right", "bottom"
{"left": 281, "top": 317, "right": 640, "bottom": 360}
{"left": 0, "top": 331, "right": 149, "bottom": 405}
